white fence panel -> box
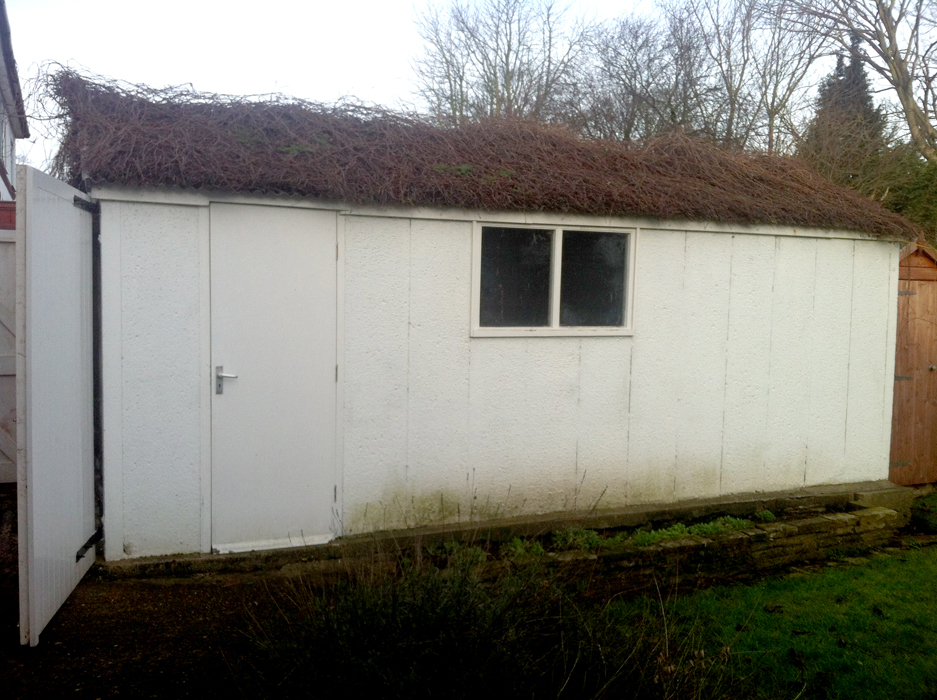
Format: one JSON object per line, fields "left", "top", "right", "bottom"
{"left": 16, "top": 165, "right": 95, "bottom": 646}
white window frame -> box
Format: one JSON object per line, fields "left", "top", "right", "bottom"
{"left": 471, "top": 221, "right": 636, "bottom": 337}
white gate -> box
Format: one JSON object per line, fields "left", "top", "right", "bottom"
{"left": 16, "top": 166, "right": 95, "bottom": 645}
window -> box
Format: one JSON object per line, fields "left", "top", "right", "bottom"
{"left": 471, "top": 224, "right": 634, "bottom": 336}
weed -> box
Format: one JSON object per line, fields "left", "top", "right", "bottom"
{"left": 244, "top": 544, "right": 760, "bottom": 699}
{"left": 756, "top": 509, "right": 776, "bottom": 522}
{"left": 633, "top": 523, "right": 689, "bottom": 546}
{"left": 440, "top": 539, "right": 487, "bottom": 567}
{"left": 632, "top": 517, "right": 750, "bottom": 547}
{"left": 552, "top": 526, "right": 602, "bottom": 551}
{"left": 601, "top": 531, "right": 629, "bottom": 549}
{"left": 500, "top": 537, "right": 544, "bottom": 559}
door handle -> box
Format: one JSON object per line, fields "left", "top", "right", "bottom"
{"left": 215, "top": 365, "right": 238, "bottom": 394}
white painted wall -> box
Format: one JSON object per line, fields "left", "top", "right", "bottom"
{"left": 95, "top": 189, "right": 900, "bottom": 556}
{"left": 100, "top": 200, "right": 207, "bottom": 559}
{"left": 341, "top": 219, "right": 899, "bottom": 533}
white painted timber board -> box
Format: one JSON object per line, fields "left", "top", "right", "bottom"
{"left": 17, "top": 166, "right": 95, "bottom": 645}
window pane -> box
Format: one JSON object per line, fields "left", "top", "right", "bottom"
{"left": 480, "top": 227, "right": 552, "bottom": 327}
{"left": 560, "top": 231, "right": 626, "bottom": 327}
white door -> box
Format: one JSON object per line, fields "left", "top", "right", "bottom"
{"left": 17, "top": 166, "right": 95, "bottom": 645}
{"left": 210, "top": 203, "right": 337, "bottom": 553}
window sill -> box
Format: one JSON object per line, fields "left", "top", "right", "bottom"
{"left": 470, "top": 326, "right": 635, "bottom": 338}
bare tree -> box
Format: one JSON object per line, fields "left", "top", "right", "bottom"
{"left": 751, "top": 0, "right": 829, "bottom": 154}
{"left": 685, "top": 0, "right": 759, "bottom": 147}
{"left": 413, "top": 0, "right": 592, "bottom": 123}
{"left": 569, "top": 5, "right": 721, "bottom": 142}
{"left": 566, "top": 0, "right": 823, "bottom": 151}
{"left": 790, "top": 0, "right": 937, "bottom": 164}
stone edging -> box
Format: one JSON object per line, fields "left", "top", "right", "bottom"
{"left": 543, "top": 506, "right": 901, "bottom": 592}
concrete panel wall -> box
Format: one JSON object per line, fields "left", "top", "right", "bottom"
{"left": 342, "top": 220, "right": 899, "bottom": 534}
{"left": 97, "top": 195, "right": 900, "bottom": 555}
{"left": 100, "top": 201, "right": 205, "bottom": 558}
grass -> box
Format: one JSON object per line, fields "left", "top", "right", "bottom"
{"left": 609, "top": 546, "right": 937, "bottom": 699}
{"left": 240, "top": 515, "right": 937, "bottom": 699}
{"left": 910, "top": 492, "right": 937, "bottom": 533}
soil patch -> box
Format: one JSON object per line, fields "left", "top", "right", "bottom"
{"left": 2, "top": 571, "right": 295, "bottom": 698}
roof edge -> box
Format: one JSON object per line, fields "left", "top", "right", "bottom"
{"left": 88, "top": 182, "right": 906, "bottom": 243}
{"left": 0, "top": 1, "right": 28, "bottom": 138}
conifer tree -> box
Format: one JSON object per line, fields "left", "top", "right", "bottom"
{"left": 797, "top": 35, "right": 892, "bottom": 198}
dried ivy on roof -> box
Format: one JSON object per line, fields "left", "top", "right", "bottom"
{"left": 45, "top": 69, "right": 919, "bottom": 240}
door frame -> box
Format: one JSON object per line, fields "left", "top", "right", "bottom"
{"left": 198, "top": 201, "right": 346, "bottom": 552}
{"left": 200, "top": 199, "right": 344, "bottom": 552}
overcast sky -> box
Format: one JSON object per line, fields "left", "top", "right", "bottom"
{"left": 7, "top": 0, "right": 649, "bottom": 167}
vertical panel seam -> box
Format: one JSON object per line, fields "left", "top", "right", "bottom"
{"left": 405, "top": 219, "right": 412, "bottom": 486}
{"left": 575, "top": 338, "right": 581, "bottom": 480}
{"left": 674, "top": 231, "right": 686, "bottom": 496}
{"left": 763, "top": 237, "right": 779, "bottom": 486}
{"left": 843, "top": 241, "right": 856, "bottom": 461}
{"left": 718, "top": 236, "right": 735, "bottom": 495}
{"left": 804, "top": 240, "right": 820, "bottom": 485}
{"left": 624, "top": 340, "right": 633, "bottom": 503}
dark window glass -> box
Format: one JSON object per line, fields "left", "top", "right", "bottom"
{"left": 480, "top": 227, "right": 552, "bottom": 327}
{"left": 559, "top": 231, "right": 626, "bottom": 326}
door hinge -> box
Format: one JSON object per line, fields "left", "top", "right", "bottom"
{"left": 899, "top": 290, "right": 916, "bottom": 295}
{"left": 72, "top": 196, "right": 100, "bottom": 214}
{"left": 336, "top": 243, "right": 339, "bottom": 260}
{"left": 895, "top": 376, "right": 913, "bottom": 381}
{"left": 76, "top": 528, "right": 103, "bottom": 562}
{"left": 335, "top": 364, "right": 338, "bottom": 382}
